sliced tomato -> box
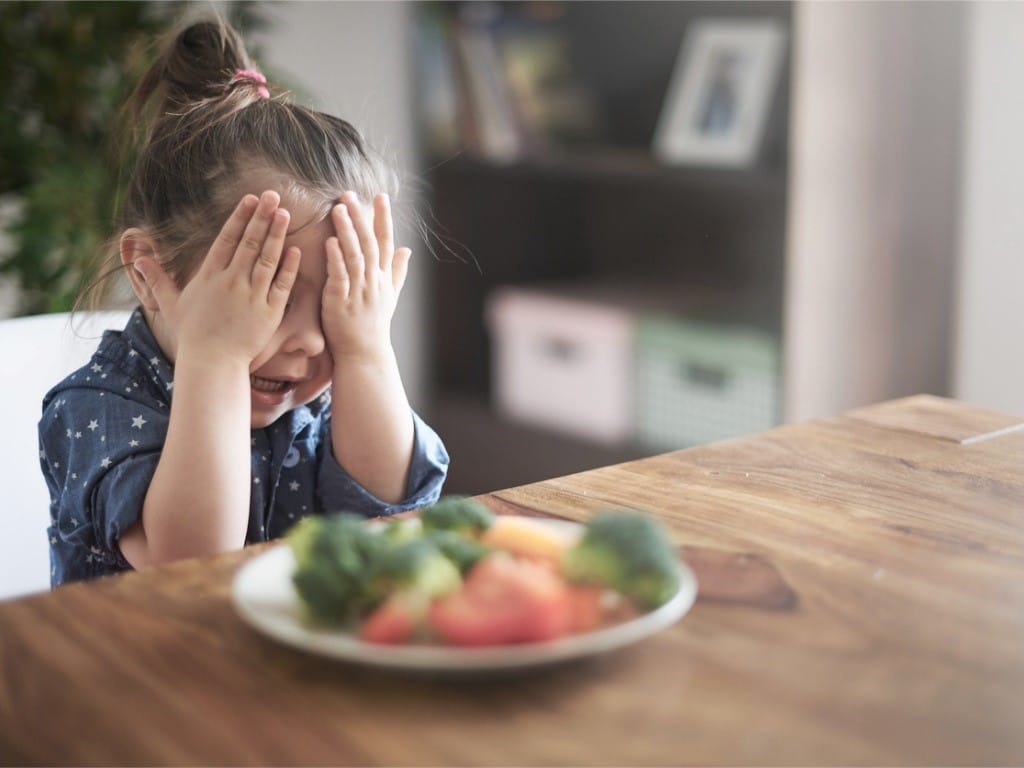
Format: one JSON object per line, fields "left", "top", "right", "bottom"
{"left": 359, "top": 596, "right": 419, "bottom": 644}
{"left": 566, "top": 585, "right": 606, "bottom": 633}
{"left": 428, "top": 553, "right": 571, "bottom": 646}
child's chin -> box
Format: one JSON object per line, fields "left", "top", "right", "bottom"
{"left": 249, "top": 408, "right": 283, "bottom": 430}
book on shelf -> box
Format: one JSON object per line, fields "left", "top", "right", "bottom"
{"left": 414, "top": 3, "right": 603, "bottom": 163}
{"left": 414, "top": 9, "right": 461, "bottom": 156}
{"left": 498, "top": 20, "right": 602, "bottom": 149}
{"left": 450, "top": 19, "right": 526, "bottom": 162}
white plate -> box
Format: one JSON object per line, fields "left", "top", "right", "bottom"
{"left": 231, "top": 517, "right": 697, "bottom": 673}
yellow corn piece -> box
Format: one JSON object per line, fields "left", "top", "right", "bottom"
{"left": 480, "top": 517, "right": 581, "bottom": 565}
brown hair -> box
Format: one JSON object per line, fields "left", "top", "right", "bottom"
{"left": 80, "top": 17, "right": 396, "bottom": 308}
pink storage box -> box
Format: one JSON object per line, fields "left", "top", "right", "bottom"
{"left": 485, "top": 288, "right": 635, "bottom": 443}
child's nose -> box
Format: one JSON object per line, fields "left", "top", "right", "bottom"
{"left": 280, "top": 312, "right": 326, "bottom": 358}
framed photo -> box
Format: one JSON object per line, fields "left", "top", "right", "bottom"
{"left": 653, "top": 18, "right": 786, "bottom": 167}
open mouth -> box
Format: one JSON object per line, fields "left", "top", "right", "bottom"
{"left": 250, "top": 375, "right": 295, "bottom": 393}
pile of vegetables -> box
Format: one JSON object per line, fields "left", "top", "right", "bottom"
{"left": 285, "top": 496, "right": 680, "bottom": 646}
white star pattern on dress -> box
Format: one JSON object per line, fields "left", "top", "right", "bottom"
{"left": 90, "top": 363, "right": 102, "bottom": 373}
{"left": 75, "top": 432, "right": 82, "bottom": 439}
{"left": 87, "top": 420, "right": 98, "bottom": 431}
{"left": 129, "top": 439, "right": 139, "bottom": 448}
{"left": 149, "top": 356, "right": 160, "bottom": 366}
{"left": 100, "top": 457, "right": 111, "bottom": 469}
{"left": 131, "top": 415, "right": 147, "bottom": 429}
{"left": 289, "top": 481, "right": 300, "bottom": 491}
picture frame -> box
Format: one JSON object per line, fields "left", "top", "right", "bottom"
{"left": 653, "top": 18, "right": 786, "bottom": 167}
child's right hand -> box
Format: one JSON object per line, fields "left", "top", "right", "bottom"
{"left": 133, "top": 191, "right": 301, "bottom": 367}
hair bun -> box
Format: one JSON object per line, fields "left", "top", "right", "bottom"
{"left": 167, "top": 20, "right": 252, "bottom": 103}
{"left": 124, "top": 18, "right": 261, "bottom": 147}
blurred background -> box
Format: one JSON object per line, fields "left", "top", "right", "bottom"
{"left": 1, "top": 1, "right": 1020, "bottom": 496}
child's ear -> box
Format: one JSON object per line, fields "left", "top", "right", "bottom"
{"left": 120, "top": 229, "right": 162, "bottom": 311}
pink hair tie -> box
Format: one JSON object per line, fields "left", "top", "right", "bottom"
{"left": 233, "top": 68, "right": 270, "bottom": 100}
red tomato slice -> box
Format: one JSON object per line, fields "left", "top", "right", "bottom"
{"left": 566, "top": 585, "right": 606, "bottom": 633}
{"left": 428, "top": 553, "right": 571, "bottom": 646}
{"left": 359, "top": 596, "right": 418, "bottom": 644}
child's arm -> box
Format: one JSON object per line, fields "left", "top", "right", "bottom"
{"left": 119, "top": 192, "right": 299, "bottom": 566}
{"left": 321, "top": 192, "right": 415, "bottom": 504}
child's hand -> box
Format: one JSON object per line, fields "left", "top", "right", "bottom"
{"left": 321, "top": 191, "right": 411, "bottom": 361}
{"left": 134, "top": 191, "right": 301, "bottom": 366}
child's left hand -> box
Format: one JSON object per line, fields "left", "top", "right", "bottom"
{"left": 321, "top": 190, "right": 411, "bottom": 362}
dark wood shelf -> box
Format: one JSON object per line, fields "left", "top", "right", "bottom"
{"left": 417, "top": 1, "right": 793, "bottom": 494}
{"left": 426, "top": 148, "right": 787, "bottom": 197}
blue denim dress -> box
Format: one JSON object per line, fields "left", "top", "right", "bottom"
{"left": 39, "top": 309, "right": 448, "bottom": 586}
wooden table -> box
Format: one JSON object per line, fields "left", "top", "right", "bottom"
{"left": 2, "top": 395, "right": 1023, "bottom": 766}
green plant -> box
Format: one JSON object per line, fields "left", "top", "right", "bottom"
{"left": 0, "top": 1, "right": 271, "bottom": 315}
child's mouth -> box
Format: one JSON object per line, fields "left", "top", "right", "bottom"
{"left": 250, "top": 375, "right": 293, "bottom": 394}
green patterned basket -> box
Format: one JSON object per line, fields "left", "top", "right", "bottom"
{"left": 634, "top": 317, "right": 781, "bottom": 450}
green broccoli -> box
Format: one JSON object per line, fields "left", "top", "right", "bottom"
{"left": 379, "top": 516, "right": 423, "bottom": 545}
{"left": 365, "top": 538, "right": 462, "bottom": 604}
{"left": 419, "top": 495, "right": 495, "bottom": 536}
{"left": 286, "top": 514, "right": 389, "bottom": 623}
{"left": 426, "top": 529, "right": 493, "bottom": 574}
{"left": 561, "top": 510, "right": 680, "bottom": 610}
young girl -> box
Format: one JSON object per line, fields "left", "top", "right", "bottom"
{"left": 38, "top": 19, "right": 448, "bottom": 586}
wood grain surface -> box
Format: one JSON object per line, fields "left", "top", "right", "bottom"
{"left": 1, "top": 395, "right": 1022, "bottom": 766}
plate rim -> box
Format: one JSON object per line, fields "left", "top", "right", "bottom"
{"left": 231, "top": 516, "right": 698, "bottom": 672}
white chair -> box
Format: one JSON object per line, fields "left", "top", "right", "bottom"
{"left": 0, "top": 310, "right": 133, "bottom": 600}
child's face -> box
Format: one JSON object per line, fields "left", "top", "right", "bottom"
{"left": 243, "top": 192, "right": 349, "bottom": 429}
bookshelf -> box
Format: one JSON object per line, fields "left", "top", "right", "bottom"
{"left": 413, "top": 1, "right": 793, "bottom": 495}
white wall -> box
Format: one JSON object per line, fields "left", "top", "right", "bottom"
{"left": 254, "top": 1, "right": 430, "bottom": 407}
{"left": 785, "top": 1, "right": 965, "bottom": 423}
{"left": 954, "top": 2, "right": 1024, "bottom": 415}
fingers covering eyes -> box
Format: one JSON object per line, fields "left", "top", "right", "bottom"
{"left": 325, "top": 235, "right": 350, "bottom": 301}
{"left": 250, "top": 208, "right": 291, "bottom": 294}
{"left": 269, "top": 246, "right": 301, "bottom": 309}
{"left": 332, "top": 203, "right": 366, "bottom": 282}
{"left": 374, "top": 194, "right": 394, "bottom": 273}
{"left": 207, "top": 195, "right": 260, "bottom": 272}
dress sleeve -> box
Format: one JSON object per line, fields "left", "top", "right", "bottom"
{"left": 39, "top": 388, "right": 167, "bottom": 566}
{"left": 316, "top": 409, "right": 449, "bottom": 516}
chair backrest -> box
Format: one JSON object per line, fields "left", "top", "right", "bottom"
{"left": 0, "top": 310, "right": 133, "bottom": 600}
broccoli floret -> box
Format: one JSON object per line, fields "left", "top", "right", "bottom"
{"left": 365, "top": 538, "right": 462, "bottom": 603}
{"left": 562, "top": 511, "right": 680, "bottom": 610}
{"left": 285, "top": 514, "right": 323, "bottom": 567}
{"left": 286, "top": 514, "right": 389, "bottom": 623}
{"left": 420, "top": 495, "right": 495, "bottom": 536}
{"left": 379, "top": 516, "right": 423, "bottom": 545}
{"left": 426, "top": 529, "right": 493, "bottom": 574}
